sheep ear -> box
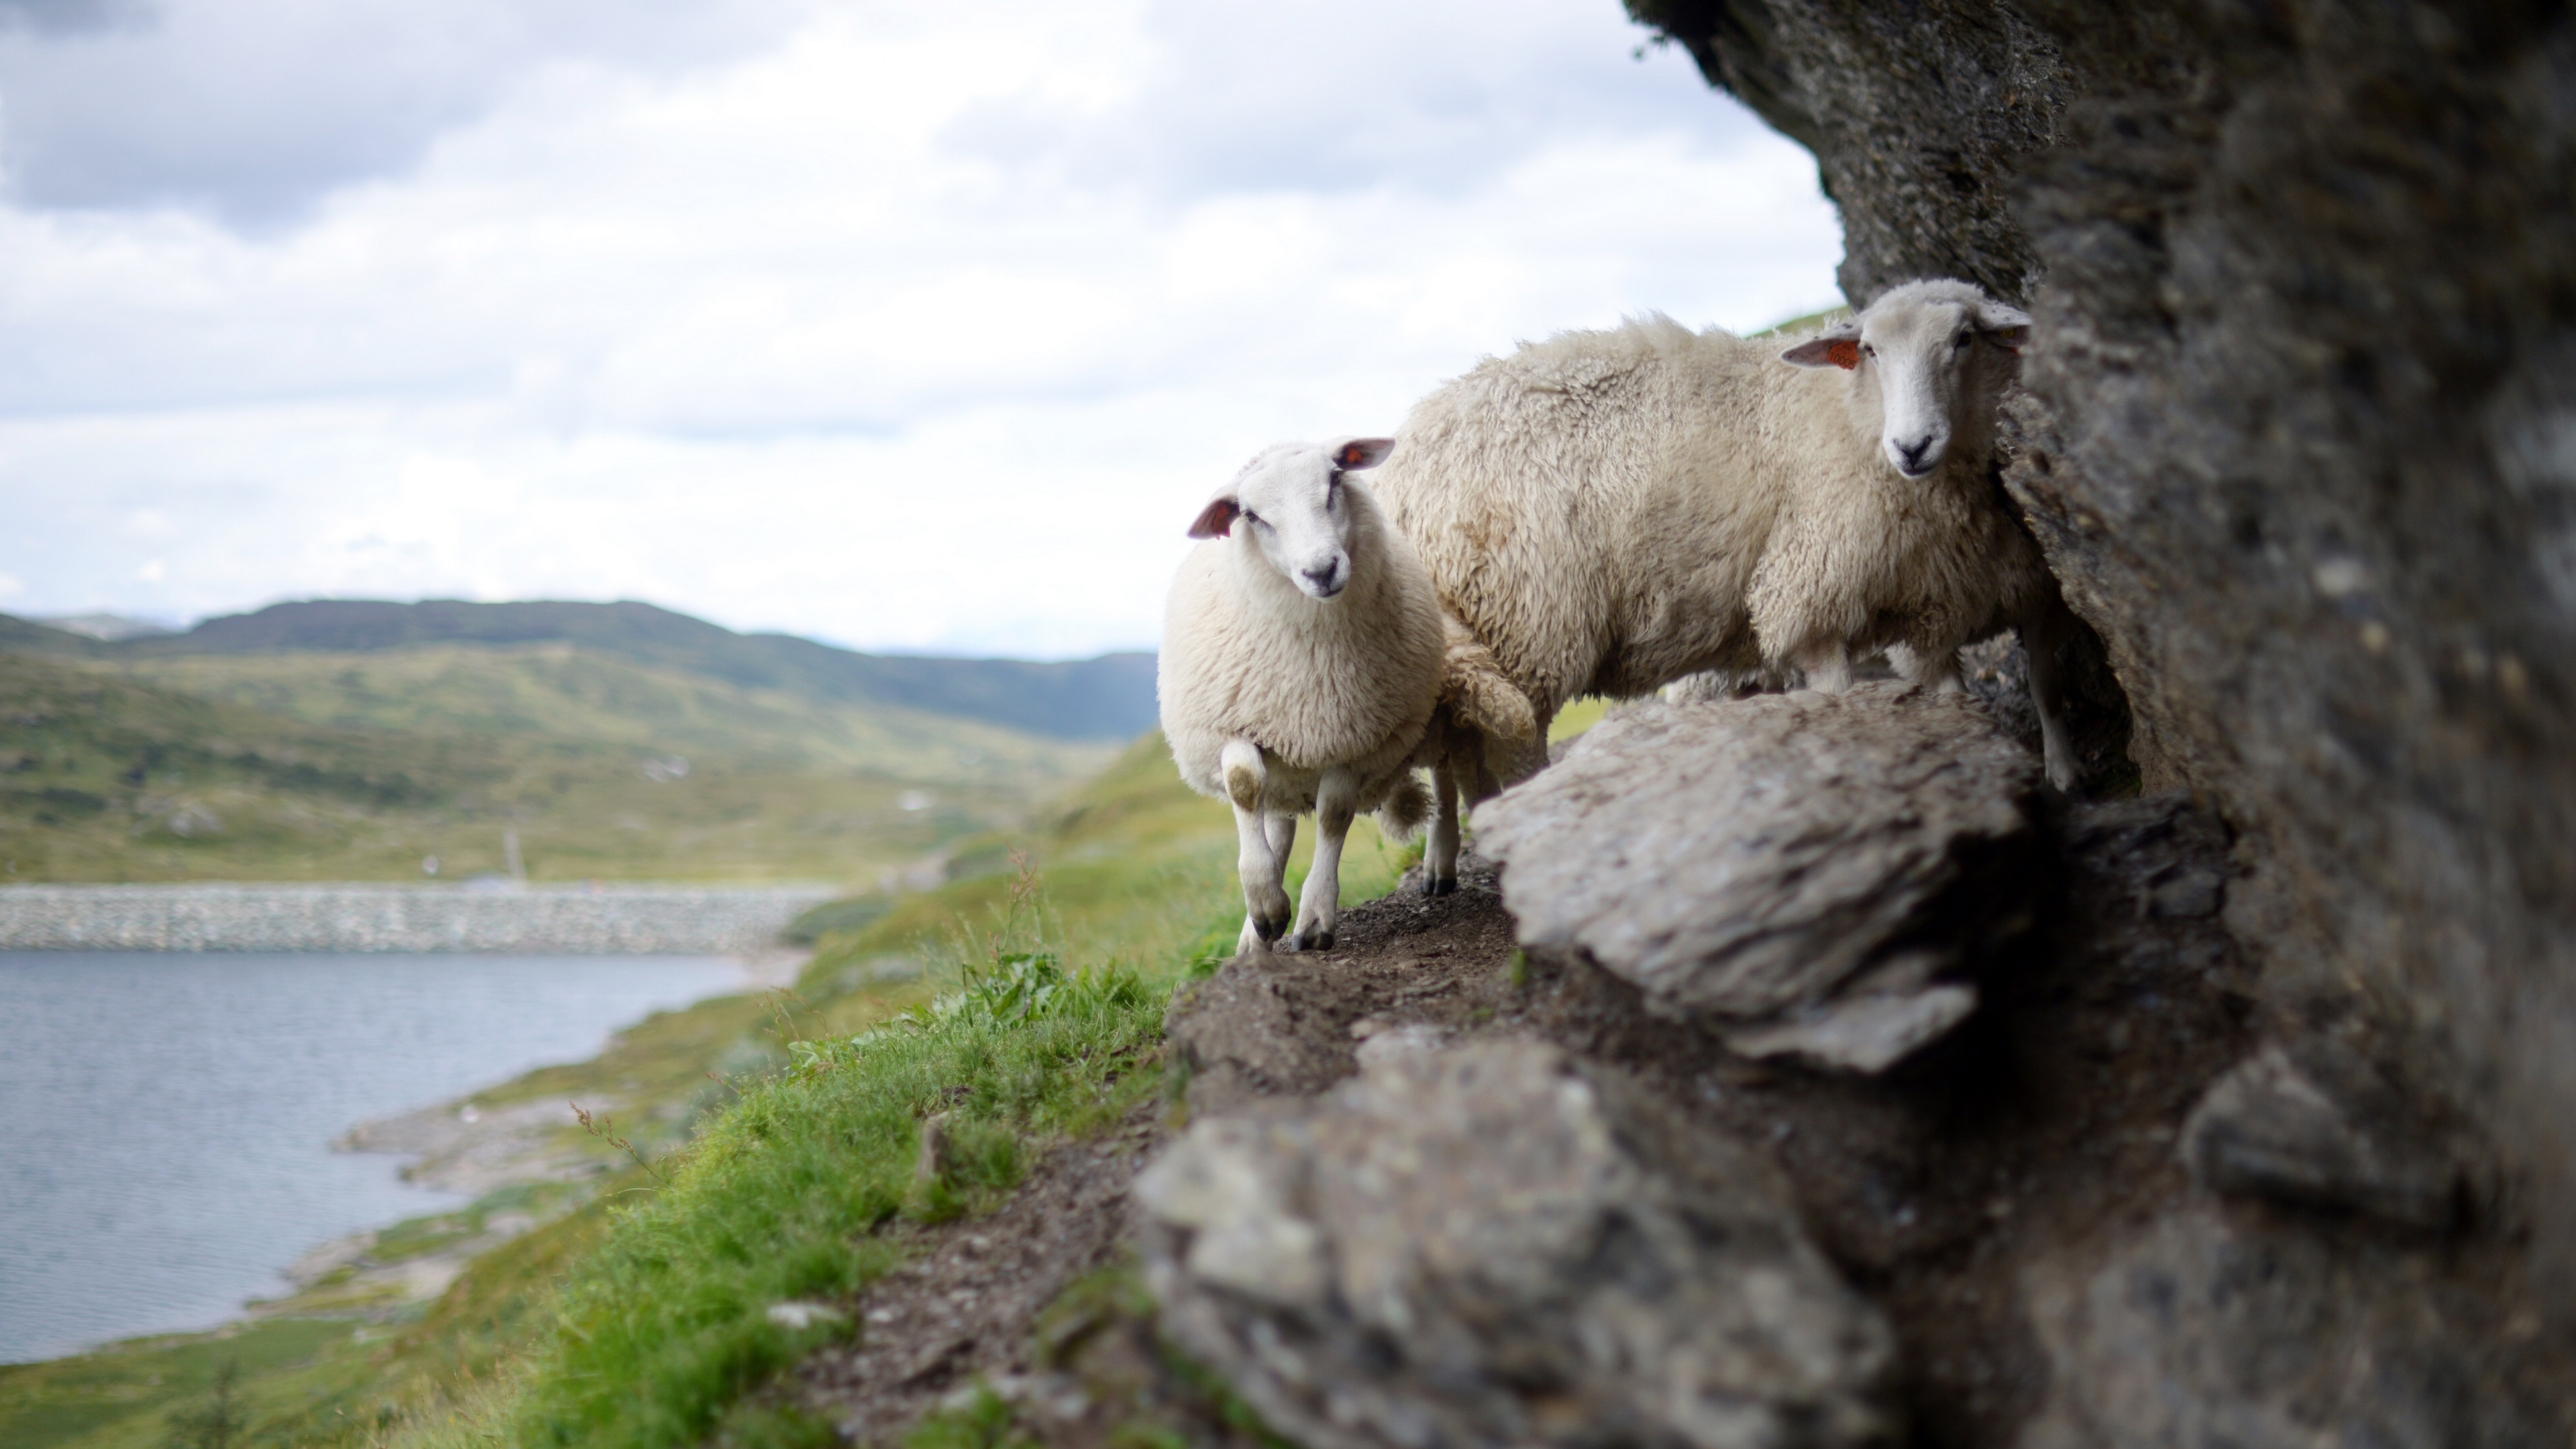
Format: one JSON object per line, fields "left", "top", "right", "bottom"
{"left": 1188, "top": 497, "right": 1240, "bottom": 539}
{"left": 1979, "top": 301, "right": 2033, "bottom": 352}
{"left": 1332, "top": 437, "right": 1395, "bottom": 470}
{"left": 1780, "top": 331, "right": 1862, "bottom": 370}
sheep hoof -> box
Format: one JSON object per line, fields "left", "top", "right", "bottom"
{"left": 2042, "top": 740, "right": 2082, "bottom": 795}
{"left": 1283, "top": 928, "right": 1333, "bottom": 953}
{"left": 1252, "top": 913, "right": 1287, "bottom": 943}
{"left": 1421, "top": 876, "right": 1458, "bottom": 898}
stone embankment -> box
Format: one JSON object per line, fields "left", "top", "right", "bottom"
{"left": 0, "top": 882, "right": 835, "bottom": 954}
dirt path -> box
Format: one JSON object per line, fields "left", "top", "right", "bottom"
{"left": 790, "top": 1103, "right": 1169, "bottom": 1444}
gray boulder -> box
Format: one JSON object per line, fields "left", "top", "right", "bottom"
{"left": 1134, "top": 1039, "right": 1896, "bottom": 1449}
{"left": 2182, "top": 1040, "right": 2465, "bottom": 1230}
{"left": 1475, "top": 686, "right": 2042, "bottom": 1071}
{"left": 2021, "top": 1203, "right": 2559, "bottom": 1449}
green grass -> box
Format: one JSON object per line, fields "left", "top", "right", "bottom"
{"left": 1549, "top": 696, "right": 1611, "bottom": 742}
{"left": 111, "top": 645, "right": 1093, "bottom": 782}
{"left": 0, "top": 1180, "right": 632, "bottom": 1449}
{"left": 0, "top": 1320, "right": 360, "bottom": 1449}
{"left": 513, "top": 947, "right": 1178, "bottom": 1448}
{"left": 0, "top": 644, "right": 1114, "bottom": 884}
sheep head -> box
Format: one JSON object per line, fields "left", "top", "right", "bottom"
{"left": 1779, "top": 279, "right": 2030, "bottom": 480}
{"left": 1188, "top": 437, "right": 1393, "bottom": 601}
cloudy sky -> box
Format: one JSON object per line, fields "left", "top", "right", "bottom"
{"left": 0, "top": 0, "right": 1841, "bottom": 658}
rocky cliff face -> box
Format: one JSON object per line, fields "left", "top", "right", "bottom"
{"left": 1627, "top": 0, "right": 2576, "bottom": 1291}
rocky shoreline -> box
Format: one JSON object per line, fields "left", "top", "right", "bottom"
{"left": 0, "top": 881, "right": 834, "bottom": 954}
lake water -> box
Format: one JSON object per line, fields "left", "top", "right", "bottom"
{"left": 0, "top": 952, "right": 747, "bottom": 1365}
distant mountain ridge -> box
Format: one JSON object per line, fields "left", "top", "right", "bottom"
{"left": 0, "top": 600, "right": 1158, "bottom": 742}
{"left": 36, "top": 612, "right": 178, "bottom": 642}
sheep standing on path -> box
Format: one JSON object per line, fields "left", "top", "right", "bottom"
{"left": 1159, "top": 439, "right": 1445, "bottom": 955}
{"left": 1369, "top": 278, "right": 2082, "bottom": 891}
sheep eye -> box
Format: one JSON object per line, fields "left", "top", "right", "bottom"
{"left": 1955, "top": 333, "right": 1974, "bottom": 350}
{"left": 1326, "top": 472, "right": 1342, "bottom": 506}
{"left": 1860, "top": 343, "right": 1876, "bottom": 358}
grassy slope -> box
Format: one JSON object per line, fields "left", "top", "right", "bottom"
{"left": 0, "top": 731, "right": 1409, "bottom": 1449}
{"left": 0, "top": 645, "right": 1114, "bottom": 884}
{"left": 492, "top": 736, "right": 1417, "bottom": 1447}
{"left": 111, "top": 646, "right": 1089, "bottom": 778}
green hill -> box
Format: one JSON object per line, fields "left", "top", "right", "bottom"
{"left": 68, "top": 599, "right": 1161, "bottom": 741}
{"left": 107, "top": 644, "right": 1093, "bottom": 779}
{"left": 0, "top": 613, "right": 109, "bottom": 660}
{"left": 0, "top": 605, "right": 1138, "bottom": 885}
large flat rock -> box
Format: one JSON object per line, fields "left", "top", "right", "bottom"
{"left": 1136, "top": 1039, "right": 1896, "bottom": 1449}
{"left": 1474, "top": 686, "right": 2043, "bottom": 1068}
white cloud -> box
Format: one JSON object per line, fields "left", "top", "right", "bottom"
{"left": 0, "top": 0, "right": 808, "bottom": 223}
{"left": 0, "top": 0, "right": 1843, "bottom": 655}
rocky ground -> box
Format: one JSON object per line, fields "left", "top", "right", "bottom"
{"left": 790, "top": 685, "right": 2571, "bottom": 1448}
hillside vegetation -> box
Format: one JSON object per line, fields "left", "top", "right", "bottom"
{"left": 0, "top": 729, "right": 1412, "bottom": 1449}
{"left": 13, "top": 600, "right": 1159, "bottom": 741}
{"left": 0, "top": 603, "right": 1139, "bottom": 883}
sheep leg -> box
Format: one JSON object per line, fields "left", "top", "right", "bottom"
{"left": 1900, "top": 643, "right": 1966, "bottom": 694}
{"left": 1426, "top": 749, "right": 1462, "bottom": 896}
{"left": 1222, "top": 739, "right": 1291, "bottom": 951}
{"left": 1265, "top": 812, "right": 1298, "bottom": 922}
{"left": 1285, "top": 768, "right": 1356, "bottom": 951}
{"left": 2021, "top": 596, "right": 2084, "bottom": 793}
{"left": 1796, "top": 640, "right": 1854, "bottom": 694}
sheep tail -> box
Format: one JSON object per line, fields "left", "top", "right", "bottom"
{"left": 1374, "top": 771, "right": 1433, "bottom": 843}
{"left": 1440, "top": 616, "right": 1539, "bottom": 743}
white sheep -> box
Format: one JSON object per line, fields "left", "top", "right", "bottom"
{"left": 1158, "top": 438, "right": 1446, "bottom": 954}
{"left": 1373, "top": 278, "right": 2082, "bottom": 891}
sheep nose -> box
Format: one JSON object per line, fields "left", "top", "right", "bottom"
{"left": 1894, "top": 436, "right": 1937, "bottom": 474}
{"left": 1303, "top": 562, "right": 1342, "bottom": 594}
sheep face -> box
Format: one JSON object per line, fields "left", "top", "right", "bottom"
{"left": 1780, "top": 280, "right": 2031, "bottom": 480}
{"left": 1188, "top": 437, "right": 1395, "bottom": 601}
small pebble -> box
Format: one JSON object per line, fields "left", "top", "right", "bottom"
{"left": 765, "top": 1301, "right": 845, "bottom": 1330}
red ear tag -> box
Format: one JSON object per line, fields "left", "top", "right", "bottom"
{"left": 1336, "top": 443, "right": 1365, "bottom": 466}
{"left": 1825, "top": 339, "right": 1861, "bottom": 370}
